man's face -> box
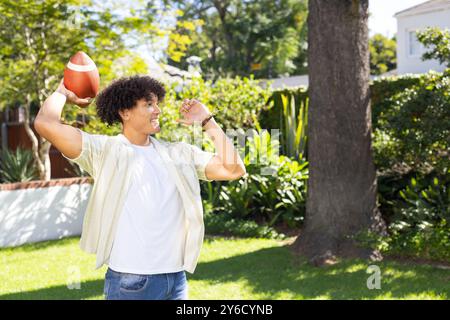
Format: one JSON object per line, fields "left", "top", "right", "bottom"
{"left": 121, "top": 96, "right": 161, "bottom": 135}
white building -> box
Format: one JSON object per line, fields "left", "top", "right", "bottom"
{"left": 395, "top": 0, "right": 450, "bottom": 74}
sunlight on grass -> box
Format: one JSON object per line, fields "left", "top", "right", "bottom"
{"left": 0, "top": 236, "right": 449, "bottom": 300}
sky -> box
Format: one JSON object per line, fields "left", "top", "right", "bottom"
{"left": 369, "top": 0, "right": 429, "bottom": 37}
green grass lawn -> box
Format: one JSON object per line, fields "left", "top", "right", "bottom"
{"left": 0, "top": 236, "right": 449, "bottom": 300}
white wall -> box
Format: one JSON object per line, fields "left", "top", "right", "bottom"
{"left": 0, "top": 183, "right": 92, "bottom": 248}
{"left": 397, "top": 9, "right": 450, "bottom": 74}
{"left": 269, "top": 75, "right": 309, "bottom": 89}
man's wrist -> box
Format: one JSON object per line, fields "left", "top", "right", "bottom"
{"left": 54, "top": 90, "right": 67, "bottom": 100}
{"left": 202, "top": 116, "right": 217, "bottom": 131}
{"left": 201, "top": 114, "right": 214, "bottom": 126}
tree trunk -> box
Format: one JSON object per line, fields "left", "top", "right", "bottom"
{"left": 292, "top": 0, "right": 386, "bottom": 265}
{"left": 24, "top": 94, "right": 51, "bottom": 181}
{"left": 38, "top": 136, "right": 52, "bottom": 181}
{"left": 213, "top": 0, "right": 236, "bottom": 74}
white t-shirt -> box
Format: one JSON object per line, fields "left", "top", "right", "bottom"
{"left": 108, "top": 141, "right": 186, "bottom": 275}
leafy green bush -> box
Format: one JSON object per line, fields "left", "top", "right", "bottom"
{"left": 392, "top": 170, "right": 450, "bottom": 227}
{"left": 156, "top": 76, "right": 272, "bottom": 142}
{"left": 360, "top": 70, "right": 450, "bottom": 262}
{"left": 201, "top": 130, "right": 308, "bottom": 238}
{"left": 371, "top": 71, "right": 449, "bottom": 223}
{"left": 370, "top": 74, "right": 422, "bottom": 125}
{"left": 217, "top": 155, "right": 307, "bottom": 226}
{"left": 358, "top": 219, "right": 450, "bottom": 263}
{"left": 417, "top": 27, "right": 450, "bottom": 68}
{"left": 385, "top": 220, "right": 450, "bottom": 262}
{"left": 203, "top": 201, "right": 282, "bottom": 239}
{"left": 371, "top": 75, "right": 420, "bottom": 177}
{"left": 367, "top": 170, "right": 450, "bottom": 262}
{"left": 377, "top": 170, "right": 418, "bottom": 222}
{"left": 0, "top": 147, "right": 38, "bottom": 183}
{"left": 373, "top": 70, "right": 450, "bottom": 173}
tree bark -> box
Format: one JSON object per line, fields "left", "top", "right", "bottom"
{"left": 292, "top": 0, "right": 386, "bottom": 265}
{"left": 23, "top": 94, "right": 51, "bottom": 181}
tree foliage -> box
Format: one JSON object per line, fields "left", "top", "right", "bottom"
{"left": 369, "top": 33, "right": 396, "bottom": 75}
{"left": 161, "top": 0, "right": 308, "bottom": 79}
{"left": 417, "top": 27, "right": 450, "bottom": 67}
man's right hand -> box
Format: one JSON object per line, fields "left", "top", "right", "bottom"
{"left": 34, "top": 79, "right": 84, "bottom": 160}
{"left": 56, "top": 79, "right": 92, "bottom": 108}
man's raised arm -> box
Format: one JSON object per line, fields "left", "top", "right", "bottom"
{"left": 34, "top": 79, "right": 91, "bottom": 160}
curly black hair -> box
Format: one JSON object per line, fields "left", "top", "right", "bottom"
{"left": 96, "top": 75, "right": 166, "bottom": 125}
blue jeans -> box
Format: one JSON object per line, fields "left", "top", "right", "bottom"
{"left": 104, "top": 268, "right": 188, "bottom": 300}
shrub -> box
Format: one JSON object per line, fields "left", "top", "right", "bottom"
{"left": 367, "top": 170, "right": 450, "bottom": 262}
{"left": 203, "top": 201, "right": 282, "bottom": 239}
{"left": 0, "top": 147, "right": 38, "bottom": 183}
{"left": 370, "top": 74, "right": 422, "bottom": 125}
{"left": 373, "top": 70, "right": 450, "bottom": 173}
{"left": 417, "top": 27, "right": 450, "bottom": 68}
{"left": 156, "top": 76, "right": 272, "bottom": 142}
{"left": 201, "top": 130, "right": 308, "bottom": 238}
{"left": 392, "top": 170, "right": 450, "bottom": 227}
{"left": 385, "top": 220, "right": 450, "bottom": 262}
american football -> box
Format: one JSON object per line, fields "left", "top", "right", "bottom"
{"left": 63, "top": 51, "right": 100, "bottom": 99}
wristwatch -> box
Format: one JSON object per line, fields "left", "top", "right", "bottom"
{"left": 201, "top": 114, "right": 214, "bottom": 127}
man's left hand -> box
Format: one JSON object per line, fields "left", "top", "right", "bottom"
{"left": 176, "top": 99, "right": 212, "bottom": 126}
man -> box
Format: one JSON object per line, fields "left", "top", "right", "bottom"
{"left": 34, "top": 75, "right": 246, "bottom": 300}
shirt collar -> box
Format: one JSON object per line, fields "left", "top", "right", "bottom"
{"left": 117, "top": 133, "right": 157, "bottom": 147}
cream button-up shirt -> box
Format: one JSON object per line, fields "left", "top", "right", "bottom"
{"left": 64, "top": 130, "right": 215, "bottom": 273}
